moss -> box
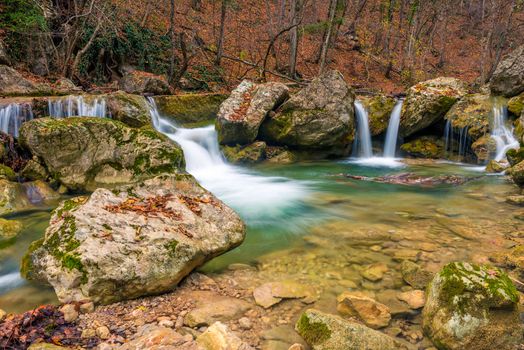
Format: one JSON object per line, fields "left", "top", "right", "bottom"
{"left": 102, "top": 223, "right": 112, "bottom": 231}
{"left": 401, "top": 136, "right": 444, "bottom": 159}
{"left": 361, "top": 95, "right": 396, "bottom": 136}
{"left": 164, "top": 240, "right": 179, "bottom": 258}
{"left": 0, "top": 165, "right": 17, "bottom": 181}
{"left": 296, "top": 313, "right": 331, "bottom": 345}
{"left": 20, "top": 238, "right": 44, "bottom": 279}
{"left": 155, "top": 94, "right": 228, "bottom": 124}
{"left": 508, "top": 93, "right": 524, "bottom": 117}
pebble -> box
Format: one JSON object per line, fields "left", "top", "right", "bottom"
{"left": 158, "top": 319, "right": 174, "bottom": 328}
{"left": 96, "top": 326, "right": 111, "bottom": 340}
{"left": 238, "top": 317, "right": 252, "bottom": 330}
{"left": 80, "top": 302, "right": 95, "bottom": 314}
{"left": 60, "top": 304, "right": 79, "bottom": 323}
{"left": 288, "top": 344, "right": 305, "bottom": 350}
{"left": 96, "top": 342, "right": 113, "bottom": 350}
{"left": 81, "top": 328, "right": 96, "bottom": 338}
{"left": 0, "top": 309, "right": 6, "bottom": 321}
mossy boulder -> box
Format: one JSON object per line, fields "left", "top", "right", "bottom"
{"left": 21, "top": 174, "right": 246, "bottom": 304}
{"left": 485, "top": 160, "right": 508, "bottom": 173}
{"left": 506, "top": 147, "right": 524, "bottom": 167}
{"left": 221, "top": 141, "right": 267, "bottom": 164}
{"left": 0, "top": 218, "right": 22, "bottom": 249}
{"left": 508, "top": 93, "right": 524, "bottom": 117}
{"left": 490, "top": 45, "right": 524, "bottom": 97}
{"left": 20, "top": 159, "right": 49, "bottom": 181}
{"left": 119, "top": 70, "right": 171, "bottom": 95}
{"left": 295, "top": 309, "right": 410, "bottom": 350}
{"left": 19, "top": 118, "right": 185, "bottom": 192}
{"left": 514, "top": 115, "right": 524, "bottom": 143}
{"left": 155, "top": 94, "right": 227, "bottom": 125}
{"left": 0, "top": 164, "right": 16, "bottom": 181}
{"left": 400, "top": 77, "right": 467, "bottom": 137}
{"left": 422, "top": 262, "right": 522, "bottom": 350}
{"left": 400, "top": 136, "right": 444, "bottom": 159}
{"left": 444, "top": 94, "right": 491, "bottom": 142}
{"left": 508, "top": 160, "right": 524, "bottom": 187}
{"left": 471, "top": 135, "right": 498, "bottom": 162}
{"left": 0, "top": 179, "right": 30, "bottom": 215}
{"left": 259, "top": 70, "right": 355, "bottom": 156}
{"left": 104, "top": 91, "right": 151, "bottom": 127}
{"left": 359, "top": 95, "right": 396, "bottom": 136}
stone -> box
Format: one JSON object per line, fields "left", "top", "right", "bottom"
{"left": 490, "top": 45, "right": 524, "bottom": 97}
{"left": 400, "top": 260, "right": 433, "bottom": 289}
{"left": 19, "top": 117, "right": 184, "bottom": 192}
{"left": 0, "top": 218, "right": 22, "bottom": 248}
{"left": 80, "top": 301, "right": 95, "bottom": 314}
{"left": 60, "top": 304, "right": 78, "bottom": 322}
{"left": 336, "top": 291, "right": 391, "bottom": 329}
{"left": 119, "top": 70, "right": 171, "bottom": 95}
{"left": 400, "top": 77, "right": 467, "bottom": 137}
{"left": 196, "top": 322, "right": 253, "bottom": 350}
{"left": 261, "top": 325, "right": 308, "bottom": 350}
{"left": 360, "top": 263, "right": 388, "bottom": 282}
{"left": 259, "top": 70, "right": 355, "bottom": 155}
{"left": 0, "top": 179, "right": 32, "bottom": 215}
{"left": 155, "top": 94, "right": 228, "bottom": 125}
{"left": 0, "top": 65, "right": 37, "bottom": 96}
{"left": 506, "top": 147, "right": 524, "bottom": 167}
{"left": 28, "top": 343, "right": 69, "bottom": 349}
{"left": 397, "top": 290, "right": 425, "bottom": 309}
{"left": 443, "top": 93, "right": 491, "bottom": 142}
{"left": 53, "top": 78, "right": 81, "bottom": 94}
{"left": 359, "top": 95, "right": 396, "bottom": 136}
{"left": 184, "top": 291, "right": 251, "bottom": 327}
{"left": 288, "top": 344, "right": 305, "bottom": 350}
{"left": 159, "top": 319, "right": 175, "bottom": 328}
{"left": 254, "top": 281, "right": 316, "bottom": 308}
{"left": 471, "top": 135, "right": 498, "bottom": 162}
{"left": 81, "top": 328, "right": 96, "bottom": 338}
{"left": 295, "top": 309, "right": 410, "bottom": 350}
{"left": 105, "top": 91, "right": 151, "bottom": 127}
{"left": 508, "top": 92, "right": 524, "bottom": 117}
{"left": 96, "top": 326, "right": 111, "bottom": 339}
{"left": 20, "top": 159, "right": 49, "bottom": 181}
{"left": 422, "top": 262, "right": 522, "bottom": 350}
{"left": 21, "top": 175, "right": 245, "bottom": 304}
{"left": 509, "top": 160, "right": 524, "bottom": 187}
{"left": 238, "top": 317, "right": 252, "bottom": 330}
{"left": 485, "top": 159, "right": 508, "bottom": 173}
{"left": 0, "top": 308, "right": 6, "bottom": 321}
{"left": 216, "top": 81, "right": 289, "bottom": 145}
{"left": 117, "top": 326, "right": 201, "bottom": 349}
{"left": 222, "top": 142, "right": 267, "bottom": 164}
{"left": 506, "top": 195, "right": 524, "bottom": 206}
{"left": 400, "top": 136, "right": 444, "bottom": 159}
{"left": 0, "top": 164, "right": 16, "bottom": 181}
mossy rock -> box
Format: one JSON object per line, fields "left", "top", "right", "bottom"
{"left": 155, "top": 94, "right": 227, "bottom": 125}
{"left": 485, "top": 160, "right": 508, "bottom": 173}
{"left": 471, "top": 135, "right": 498, "bottom": 162}
{"left": 400, "top": 136, "right": 444, "bottom": 159}
{"left": 0, "top": 164, "right": 16, "bottom": 181}
{"left": 105, "top": 91, "right": 151, "bottom": 127}
{"left": 0, "top": 218, "right": 22, "bottom": 249}
{"left": 221, "top": 141, "right": 267, "bottom": 164}
{"left": 506, "top": 147, "right": 524, "bottom": 167}
{"left": 422, "top": 262, "right": 522, "bottom": 350}
{"left": 508, "top": 93, "right": 524, "bottom": 117}
{"left": 508, "top": 160, "right": 524, "bottom": 187}
{"left": 360, "top": 95, "right": 396, "bottom": 136}
{"left": 444, "top": 93, "right": 491, "bottom": 142}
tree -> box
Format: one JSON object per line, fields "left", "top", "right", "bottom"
{"left": 215, "top": 0, "right": 228, "bottom": 66}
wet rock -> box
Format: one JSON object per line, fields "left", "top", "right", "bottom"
{"left": 80, "top": 301, "right": 95, "bottom": 314}
{"left": 508, "top": 92, "right": 524, "bottom": 117}
{"left": 21, "top": 175, "right": 245, "bottom": 304}
{"left": 261, "top": 325, "right": 308, "bottom": 350}
{"left": 20, "top": 159, "right": 49, "bottom": 181}
{"left": 19, "top": 117, "right": 184, "bottom": 192}
{"left": 336, "top": 291, "right": 391, "bottom": 329}
{"left": 295, "top": 309, "right": 410, "bottom": 350}
{"left": 400, "top": 261, "right": 433, "bottom": 289}
{"left": 196, "top": 321, "right": 254, "bottom": 350}
{"left": 397, "top": 290, "right": 425, "bottom": 309}
{"left": 422, "top": 262, "right": 522, "bottom": 350}
{"left": 253, "top": 281, "right": 317, "bottom": 308}
{"left": 506, "top": 148, "right": 524, "bottom": 167}
{"left": 222, "top": 141, "right": 267, "bottom": 164}
{"left": 217, "top": 81, "right": 289, "bottom": 145}
{"left": 0, "top": 179, "right": 31, "bottom": 215}
{"left": 156, "top": 94, "right": 227, "bottom": 125}
{"left": 0, "top": 218, "right": 22, "bottom": 248}
{"left": 360, "top": 263, "right": 388, "bottom": 282}
{"left": 400, "top": 136, "right": 444, "bottom": 159}
{"left": 359, "top": 95, "right": 396, "bottom": 136}
{"left": 471, "top": 135, "right": 497, "bottom": 162}
{"left": 60, "top": 304, "right": 78, "bottom": 323}
{"left": 400, "top": 77, "right": 467, "bottom": 137}
{"left": 0, "top": 164, "right": 16, "bottom": 181}
{"left": 508, "top": 160, "right": 524, "bottom": 187}
{"left": 444, "top": 93, "right": 491, "bottom": 142}
{"left": 490, "top": 45, "right": 524, "bottom": 97}
{"left": 485, "top": 159, "right": 508, "bottom": 173}
{"left": 259, "top": 70, "right": 355, "bottom": 155}
{"left": 345, "top": 173, "right": 474, "bottom": 187}
{"left": 117, "top": 325, "right": 200, "bottom": 349}
{"left": 266, "top": 147, "right": 297, "bottom": 164}
{"left": 105, "top": 91, "right": 151, "bottom": 127}
{"left": 506, "top": 195, "right": 524, "bottom": 206}
{"left": 119, "top": 70, "right": 171, "bottom": 95}
{"left": 184, "top": 291, "right": 251, "bottom": 327}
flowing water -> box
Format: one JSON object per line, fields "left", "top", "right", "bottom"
{"left": 383, "top": 99, "right": 403, "bottom": 158}
{"left": 48, "top": 95, "right": 107, "bottom": 118}
{"left": 0, "top": 103, "right": 34, "bottom": 137}
{"left": 492, "top": 102, "right": 519, "bottom": 161}
{"left": 353, "top": 100, "right": 373, "bottom": 158}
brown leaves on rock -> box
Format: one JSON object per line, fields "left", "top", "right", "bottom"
{"left": 229, "top": 89, "right": 254, "bottom": 121}
{"left": 178, "top": 195, "right": 218, "bottom": 216}
{"left": 105, "top": 195, "right": 182, "bottom": 219}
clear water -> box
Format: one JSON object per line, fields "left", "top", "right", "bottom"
{"left": 492, "top": 102, "right": 519, "bottom": 161}
{"left": 383, "top": 99, "right": 403, "bottom": 158}
{"left": 353, "top": 101, "right": 373, "bottom": 158}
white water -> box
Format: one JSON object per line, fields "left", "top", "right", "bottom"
{"left": 491, "top": 103, "right": 519, "bottom": 161}
{"left": 383, "top": 100, "right": 403, "bottom": 158}
{"left": 48, "top": 95, "right": 107, "bottom": 118}
{"left": 354, "top": 100, "right": 373, "bottom": 158}
{"left": 0, "top": 103, "right": 33, "bottom": 137}
{"left": 148, "top": 99, "right": 308, "bottom": 223}
{"left": 0, "top": 272, "right": 24, "bottom": 294}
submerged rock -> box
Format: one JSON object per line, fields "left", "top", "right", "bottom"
{"left": 0, "top": 218, "right": 22, "bottom": 248}
{"left": 119, "top": 70, "right": 171, "bottom": 95}
{"left": 443, "top": 93, "right": 491, "bottom": 142}
{"left": 254, "top": 281, "right": 316, "bottom": 308}
{"left": 422, "top": 262, "right": 522, "bottom": 350}
{"left": 295, "top": 309, "right": 409, "bottom": 350}
{"left": 184, "top": 291, "right": 251, "bottom": 327}
{"left": 336, "top": 291, "right": 391, "bottom": 329}
{"left": 490, "top": 45, "right": 524, "bottom": 97}
{"left": 400, "top": 261, "right": 433, "bottom": 289}
{"left": 400, "top": 136, "right": 445, "bottom": 159}
{"left": 21, "top": 174, "right": 245, "bottom": 304}
{"left": 156, "top": 94, "right": 227, "bottom": 125}
{"left": 217, "top": 81, "right": 289, "bottom": 145}
{"left": 19, "top": 117, "right": 184, "bottom": 192}
{"left": 400, "top": 77, "right": 467, "bottom": 137}
{"left": 259, "top": 70, "right": 355, "bottom": 155}
{"left": 105, "top": 91, "right": 151, "bottom": 127}
{"left": 359, "top": 95, "right": 396, "bottom": 136}
{"left": 344, "top": 173, "right": 476, "bottom": 187}
{"left": 221, "top": 141, "right": 267, "bottom": 164}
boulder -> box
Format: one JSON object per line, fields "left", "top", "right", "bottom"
{"left": 444, "top": 94, "right": 491, "bottom": 142}
{"left": 0, "top": 164, "right": 16, "bottom": 181}
{"left": 485, "top": 159, "right": 508, "bottom": 173}
{"left": 515, "top": 115, "right": 524, "bottom": 142}
{"left": 359, "top": 95, "right": 396, "bottom": 136}
{"left": 490, "top": 45, "right": 524, "bottom": 97}
{"left": 295, "top": 309, "right": 410, "bottom": 350}
{"left": 471, "top": 135, "right": 497, "bottom": 162}
{"left": 104, "top": 91, "right": 151, "bottom": 127}
{"left": 0, "top": 218, "right": 23, "bottom": 249}
{"left": 0, "top": 41, "right": 10, "bottom": 66}
{"left": 400, "top": 260, "right": 433, "bottom": 289}
{"left": 0, "top": 65, "right": 37, "bottom": 96}
{"left": 221, "top": 142, "right": 267, "bottom": 164}
{"left": 400, "top": 136, "right": 445, "bottom": 159}
{"left": 19, "top": 117, "right": 184, "bottom": 192}
{"left": 156, "top": 94, "right": 228, "bottom": 125}
{"left": 506, "top": 147, "right": 524, "bottom": 167}
{"left": 119, "top": 70, "right": 171, "bottom": 95}
{"left": 259, "top": 70, "right": 355, "bottom": 154}
{"left": 117, "top": 325, "right": 201, "bottom": 350}
{"left": 400, "top": 77, "right": 467, "bottom": 137}
{"left": 52, "top": 78, "right": 81, "bottom": 95}
{"left": 21, "top": 174, "right": 246, "bottom": 304}
{"left": 508, "top": 92, "right": 524, "bottom": 117}
{"left": 422, "top": 262, "right": 522, "bottom": 350}
{"left": 216, "top": 81, "right": 289, "bottom": 145}
{"left": 0, "top": 179, "right": 30, "bottom": 215}
{"left": 336, "top": 292, "right": 391, "bottom": 329}
{"left": 508, "top": 160, "right": 524, "bottom": 187}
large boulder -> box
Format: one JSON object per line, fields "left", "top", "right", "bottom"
{"left": 295, "top": 309, "right": 409, "bottom": 350}
{"left": 359, "top": 95, "right": 396, "bottom": 136}
{"left": 105, "top": 91, "right": 151, "bottom": 127}
{"left": 508, "top": 92, "right": 524, "bottom": 117}
{"left": 444, "top": 94, "right": 491, "bottom": 142}
{"left": 155, "top": 94, "right": 228, "bottom": 125}
{"left": 0, "top": 65, "right": 37, "bottom": 96}
{"left": 259, "top": 70, "right": 355, "bottom": 155}
{"left": 21, "top": 174, "right": 246, "bottom": 304}
{"left": 508, "top": 160, "right": 524, "bottom": 187}
{"left": 19, "top": 118, "right": 184, "bottom": 192}
{"left": 400, "top": 77, "right": 467, "bottom": 137}
{"left": 490, "top": 45, "right": 524, "bottom": 97}
{"left": 119, "top": 70, "right": 171, "bottom": 95}
{"left": 471, "top": 135, "right": 498, "bottom": 162}
{"left": 216, "top": 81, "right": 289, "bottom": 145}
{"left": 422, "top": 262, "right": 522, "bottom": 350}
{"left": 400, "top": 136, "right": 445, "bottom": 159}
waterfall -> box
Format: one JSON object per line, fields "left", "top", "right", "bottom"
{"left": 48, "top": 95, "right": 107, "bottom": 118}
{"left": 383, "top": 99, "right": 403, "bottom": 158}
{"left": 148, "top": 98, "right": 308, "bottom": 223}
{"left": 443, "top": 120, "right": 471, "bottom": 162}
{"left": 0, "top": 103, "right": 34, "bottom": 138}
{"left": 491, "top": 102, "right": 519, "bottom": 161}
{"left": 0, "top": 272, "right": 24, "bottom": 294}
{"left": 354, "top": 100, "right": 373, "bottom": 158}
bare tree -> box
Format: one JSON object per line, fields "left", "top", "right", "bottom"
{"left": 215, "top": 0, "right": 228, "bottom": 66}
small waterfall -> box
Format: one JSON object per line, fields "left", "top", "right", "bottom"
{"left": 491, "top": 102, "right": 519, "bottom": 161}
{"left": 0, "top": 103, "right": 33, "bottom": 138}
{"left": 354, "top": 100, "right": 373, "bottom": 158}
{"left": 383, "top": 99, "right": 403, "bottom": 158}
{"left": 48, "top": 95, "right": 107, "bottom": 118}
{"left": 443, "top": 120, "right": 471, "bottom": 161}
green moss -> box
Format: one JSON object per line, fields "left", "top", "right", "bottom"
{"left": 0, "top": 165, "right": 17, "bottom": 181}
{"left": 401, "top": 136, "right": 444, "bottom": 159}
{"left": 296, "top": 313, "right": 331, "bottom": 345}
{"left": 155, "top": 94, "right": 227, "bottom": 124}
{"left": 102, "top": 223, "right": 112, "bottom": 231}
{"left": 20, "top": 238, "right": 44, "bottom": 279}
{"left": 508, "top": 93, "right": 524, "bottom": 117}
{"left": 164, "top": 240, "right": 179, "bottom": 258}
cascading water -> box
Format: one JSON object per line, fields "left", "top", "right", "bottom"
{"left": 444, "top": 120, "right": 470, "bottom": 161}
{"left": 383, "top": 99, "right": 403, "bottom": 158}
{"left": 147, "top": 98, "right": 308, "bottom": 223}
{"left": 0, "top": 103, "right": 34, "bottom": 137}
{"left": 491, "top": 102, "right": 519, "bottom": 161}
{"left": 48, "top": 95, "right": 107, "bottom": 118}
{"left": 354, "top": 100, "right": 373, "bottom": 158}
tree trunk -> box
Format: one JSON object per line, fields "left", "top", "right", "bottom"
{"left": 215, "top": 0, "right": 227, "bottom": 66}
{"left": 319, "top": 0, "right": 338, "bottom": 74}
{"left": 289, "top": 0, "right": 299, "bottom": 78}
{"left": 168, "top": 0, "right": 176, "bottom": 83}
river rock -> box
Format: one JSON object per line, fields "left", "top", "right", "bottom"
{"left": 19, "top": 117, "right": 184, "bottom": 192}
{"left": 422, "top": 262, "right": 522, "bottom": 350}
{"left": 105, "top": 91, "right": 151, "bottom": 127}
{"left": 400, "top": 77, "right": 467, "bottom": 137}
{"left": 222, "top": 141, "right": 267, "bottom": 164}
{"left": 196, "top": 322, "right": 253, "bottom": 350}
{"left": 0, "top": 218, "right": 22, "bottom": 248}
{"left": 508, "top": 160, "right": 524, "bottom": 187}
{"left": 117, "top": 325, "right": 201, "bottom": 350}
{"left": 259, "top": 70, "right": 355, "bottom": 155}
{"left": 400, "top": 136, "right": 444, "bottom": 159}
{"left": 119, "top": 70, "right": 171, "bottom": 95}
{"left": 0, "top": 179, "right": 30, "bottom": 215}
{"left": 443, "top": 93, "right": 491, "bottom": 142}
{"left": 508, "top": 92, "right": 524, "bottom": 117}
{"left": 0, "top": 65, "right": 37, "bottom": 96}
{"left": 490, "top": 45, "right": 524, "bottom": 97}
{"left": 506, "top": 148, "right": 524, "bottom": 167}
{"left": 217, "top": 81, "right": 289, "bottom": 145}
{"left": 21, "top": 174, "right": 245, "bottom": 304}
{"left": 184, "top": 291, "right": 251, "bottom": 327}
{"left": 506, "top": 195, "right": 524, "bottom": 206}
{"left": 486, "top": 159, "right": 508, "bottom": 173}
{"left": 359, "top": 95, "right": 396, "bottom": 136}
{"left": 400, "top": 261, "right": 433, "bottom": 289}
{"left": 254, "top": 281, "right": 317, "bottom": 308}
{"left": 336, "top": 291, "right": 391, "bottom": 329}
{"left": 295, "top": 309, "right": 410, "bottom": 350}
{"left": 156, "top": 94, "right": 228, "bottom": 125}
{"left": 397, "top": 290, "right": 425, "bottom": 309}
{"left": 471, "top": 135, "right": 498, "bottom": 162}
{"left": 360, "top": 263, "right": 388, "bottom": 282}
